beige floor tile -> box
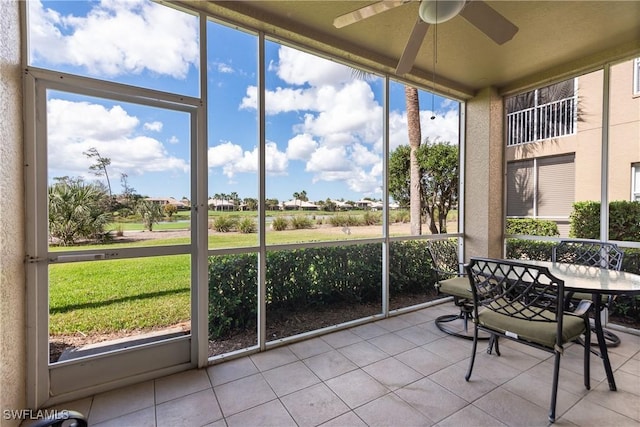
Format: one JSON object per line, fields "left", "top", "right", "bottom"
{"left": 89, "top": 380, "right": 154, "bottom": 424}
{"left": 156, "top": 389, "right": 221, "bottom": 427}
{"left": 325, "top": 369, "right": 390, "bottom": 408}
{"left": 319, "top": 410, "right": 368, "bottom": 426}
{"left": 525, "top": 361, "right": 591, "bottom": 397}
{"left": 281, "top": 383, "right": 350, "bottom": 426}
{"left": 398, "top": 308, "right": 436, "bottom": 325}
{"left": 607, "top": 369, "right": 640, "bottom": 396}
{"left": 466, "top": 353, "right": 524, "bottom": 385}
{"left": 287, "top": 336, "right": 333, "bottom": 359}
{"left": 201, "top": 420, "right": 227, "bottom": 427}
{"left": 338, "top": 341, "right": 389, "bottom": 367}
{"left": 355, "top": 393, "right": 433, "bottom": 426}
{"left": 562, "top": 398, "right": 639, "bottom": 426}
{"left": 350, "top": 322, "right": 389, "bottom": 340}
{"left": 250, "top": 346, "right": 298, "bottom": 371}
{"left": 374, "top": 316, "right": 414, "bottom": 332}
{"left": 502, "top": 371, "right": 582, "bottom": 417}
{"left": 395, "top": 324, "right": 441, "bottom": 346}
{"left": 368, "top": 332, "right": 416, "bottom": 355}
{"left": 363, "top": 357, "right": 422, "bottom": 391}
{"left": 587, "top": 382, "right": 640, "bottom": 421}
{"left": 303, "top": 349, "right": 358, "bottom": 380}
{"left": 321, "top": 329, "right": 363, "bottom": 349}
{"left": 428, "top": 360, "right": 498, "bottom": 403}
{"left": 436, "top": 405, "right": 507, "bottom": 427}
{"left": 395, "top": 347, "right": 451, "bottom": 376}
{"left": 601, "top": 330, "right": 640, "bottom": 359}
{"left": 422, "top": 336, "right": 473, "bottom": 363}
{"left": 618, "top": 356, "right": 640, "bottom": 376}
{"left": 473, "top": 387, "right": 551, "bottom": 426}
{"left": 214, "top": 373, "right": 277, "bottom": 417}
{"left": 395, "top": 377, "right": 468, "bottom": 422}
{"left": 154, "top": 368, "right": 211, "bottom": 404}
{"left": 92, "top": 406, "right": 155, "bottom": 427}
{"left": 207, "top": 356, "right": 259, "bottom": 387}
{"left": 225, "top": 399, "right": 297, "bottom": 427}
{"left": 261, "top": 360, "right": 320, "bottom": 396}
{"left": 477, "top": 343, "right": 544, "bottom": 372}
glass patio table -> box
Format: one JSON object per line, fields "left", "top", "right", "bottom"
{"left": 520, "top": 260, "right": 640, "bottom": 391}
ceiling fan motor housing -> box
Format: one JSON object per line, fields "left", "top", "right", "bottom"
{"left": 419, "top": 0, "right": 467, "bottom": 24}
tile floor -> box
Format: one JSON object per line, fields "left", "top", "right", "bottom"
{"left": 46, "top": 304, "right": 640, "bottom": 426}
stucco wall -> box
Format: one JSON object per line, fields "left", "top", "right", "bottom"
{"left": 0, "top": 1, "right": 26, "bottom": 426}
{"left": 464, "top": 87, "right": 505, "bottom": 260}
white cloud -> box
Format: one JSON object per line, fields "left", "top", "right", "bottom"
{"left": 28, "top": 0, "right": 199, "bottom": 78}
{"left": 351, "top": 143, "right": 381, "bottom": 167}
{"left": 208, "top": 141, "right": 288, "bottom": 178}
{"left": 306, "top": 146, "right": 352, "bottom": 173}
{"left": 168, "top": 136, "right": 179, "bottom": 144}
{"left": 276, "top": 46, "right": 353, "bottom": 87}
{"left": 144, "top": 121, "right": 163, "bottom": 132}
{"left": 47, "top": 98, "right": 189, "bottom": 178}
{"left": 216, "top": 62, "right": 234, "bottom": 73}
{"left": 286, "top": 134, "right": 317, "bottom": 161}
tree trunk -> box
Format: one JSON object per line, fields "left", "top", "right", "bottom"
{"left": 405, "top": 86, "right": 422, "bottom": 236}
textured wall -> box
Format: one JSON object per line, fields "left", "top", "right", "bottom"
{"left": 0, "top": 0, "right": 26, "bottom": 425}
{"left": 464, "top": 87, "right": 505, "bottom": 260}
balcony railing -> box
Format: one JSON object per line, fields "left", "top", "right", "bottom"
{"left": 507, "top": 96, "right": 577, "bottom": 146}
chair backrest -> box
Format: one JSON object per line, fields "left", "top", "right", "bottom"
{"left": 552, "top": 240, "right": 624, "bottom": 270}
{"left": 466, "top": 257, "right": 564, "bottom": 324}
{"left": 427, "top": 239, "right": 463, "bottom": 280}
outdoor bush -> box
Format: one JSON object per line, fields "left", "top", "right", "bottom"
{"left": 271, "top": 216, "right": 289, "bottom": 231}
{"left": 329, "top": 214, "right": 362, "bottom": 227}
{"left": 506, "top": 218, "right": 559, "bottom": 236}
{"left": 238, "top": 218, "right": 256, "bottom": 233}
{"left": 570, "top": 200, "right": 640, "bottom": 241}
{"left": 207, "top": 241, "right": 436, "bottom": 339}
{"left": 362, "top": 211, "right": 382, "bottom": 226}
{"left": 392, "top": 210, "right": 410, "bottom": 223}
{"left": 505, "top": 239, "right": 555, "bottom": 261}
{"left": 212, "top": 216, "right": 237, "bottom": 232}
{"left": 290, "top": 215, "right": 314, "bottom": 230}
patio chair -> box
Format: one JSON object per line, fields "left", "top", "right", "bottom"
{"left": 552, "top": 239, "right": 624, "bottom": 347}
{"left": 28, "top": 410, "right": 87, "bottom": 427}
{"left": 427, "top": 239, "right": 476, "bottom": 339}
{"left": 464, "top": 257, "right": 591, "bottom": 423}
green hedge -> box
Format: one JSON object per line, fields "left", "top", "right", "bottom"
{"left": 571, "top": 201, "right": 640, "bottom": 241}
{"left": 506, "top": 218, "right": 559, "bottom": 236}
{"left": 208, "top": 241, "right": 437, "bottom": 339}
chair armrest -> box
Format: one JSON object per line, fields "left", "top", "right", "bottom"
{"left": 570, "top": 299, "right": 593, "bottom": 317}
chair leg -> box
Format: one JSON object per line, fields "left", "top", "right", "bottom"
{"left": 465, "top": 326, "right": 480, "bottom": 382}
{"left": 584, "top": 320, "right": 591, "bottom": 390}
{"left": 549, "top": 351, "right": 561, "bottom": 424}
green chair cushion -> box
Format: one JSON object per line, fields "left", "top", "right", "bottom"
{"left": 478, "top": 307, "right": 586, "bottom": 349}
{"left": 568, "top": 291, "right": 608, "bottom": 304}
{"left": 437, "top": 276, "right": 472, "bottom": 300}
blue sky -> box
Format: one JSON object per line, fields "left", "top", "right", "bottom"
{"left": 30, "top": 0, "right": 459, "bottom": 203}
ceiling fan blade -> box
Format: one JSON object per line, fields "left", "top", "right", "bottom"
{"left": 333, "top": 0, "right": 410, "bottom": 29}
{"left": 459, "top": 0, "right": 518, "bottom": 45}
{"left": 396, "top": 17, "right": 430, "bottom": 75}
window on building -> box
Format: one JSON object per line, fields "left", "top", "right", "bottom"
{"left": 634, "top": 58, "right": 640, "bottom": 96}
{"left": 506, "top": 154, "right": 575, "bottom": 235}
{"left": 633, "top": 163, "right": 640, "bottom": 201}
{"left": 506, "top": 79, "right": 577, "bottom": 146}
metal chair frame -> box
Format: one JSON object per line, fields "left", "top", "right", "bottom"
{"left": 427, "top": 239, "right": 487, "bottom": 340}
{"left": 464, "top": 257, "right": 591, "bottom": 423}
{"left": 552, "top": 239, "right": 624, "bottom": 347}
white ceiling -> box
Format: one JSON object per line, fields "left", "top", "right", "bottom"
{"left": 181, "top": 1, "right": 640, "bottom": 99}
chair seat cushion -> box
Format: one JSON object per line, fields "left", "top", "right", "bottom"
{"left": 478, "top": 308, "right": 586, "bottom": 349}
{"left": 437, "top": 276, "right": 472, "bottom": 299}
{"left": 568, "top": 291, "right": 608, "bottom": 305}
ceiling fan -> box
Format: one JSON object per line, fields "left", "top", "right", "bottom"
{"left": 333, "top": 0, "right": 519, "bottom": 75}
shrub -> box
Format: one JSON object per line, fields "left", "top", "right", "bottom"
{"left": 505, "top": 239, "right": 555, "bottom": 261}
{"left": 329, "top": 214, "right": 362, "bottom": 227}
{"left": 362, "top": 211, "right": 382, "bottom": 226}
{"left": 238, "top": 218, "right": 256, "bottom": 233}
{"left": 392, "top": 210, "right": 410, "bottom": 223}
{"left": 570, "top": 200, "right": 640, "bottom": 241}
{"left": 271, "top": 216, "right": 289, "bottom": 231}
{"left": 290, "top": 215, "right": 313, "bottom": 229}
{"left": 212, "top": 216, "right": 237, "bottom": 232}
{"left": 207, "top": 242, "right": 436, "bottom": 339}
{"left": 506, "top": 218, "right": 559, "bottom": 236}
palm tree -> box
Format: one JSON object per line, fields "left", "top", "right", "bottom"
{"left": 405, "top": 86, "right": 423, "bottom": 236}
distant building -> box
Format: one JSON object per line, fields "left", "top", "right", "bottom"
{"left": 145, "top": 197, "right": 189, "bottom": 210}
